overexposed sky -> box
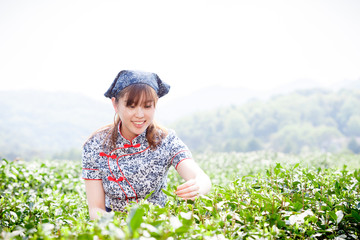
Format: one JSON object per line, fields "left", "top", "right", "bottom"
{"left": 1, "top": 0, "right": 360, "bottom": 102}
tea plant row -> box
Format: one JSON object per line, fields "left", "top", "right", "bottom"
{"left": 1, "top": 152, "right": 359, "bottom": 239}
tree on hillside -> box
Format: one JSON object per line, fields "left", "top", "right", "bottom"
{"left": 348, "top": 138, "right": 360, "bottom": 154}
{"left": 336, "top": 96, "right": 360, "bottom": 134}
{"left": 345, "top": 115, "right": 360, "bottom": 136}
{"left": 271, "top": 123, "right": 344, "bottom": 153}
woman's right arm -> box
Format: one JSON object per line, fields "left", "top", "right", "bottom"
{"left": 85, "top": 180, "right": 107, "bottom": 220}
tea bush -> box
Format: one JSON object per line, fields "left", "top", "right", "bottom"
{"left": 1, "top": 152, "right": 359, "bottom": 239}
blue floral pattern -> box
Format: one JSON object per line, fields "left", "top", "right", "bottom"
{"left": 82, "top": 124, "right": 192, "bottom": 211}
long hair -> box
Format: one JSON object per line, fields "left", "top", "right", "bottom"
{"left": 104, "top": 84, "right": 167, "bottom": 150}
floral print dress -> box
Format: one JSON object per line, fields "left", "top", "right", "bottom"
{"left": 82, "top": 124, "right": 192, "bottom": 211}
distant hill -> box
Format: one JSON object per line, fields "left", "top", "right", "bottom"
{"left": 170, "top": 88, "right": 360, "bottom": 154}
{"left": 0, "top": 86, "right": 270, "bottom": 160}
{"left": 0, "top": 90, "right": 113, "bottom": 160}
{"left": 156, "top": 86, "right": 264, "bottom": 124}
{"left": 156, "top": 78, "right": 360, "bottom": 124}
{"left": 1, "top": 79, "right": 360, "bottom": 160}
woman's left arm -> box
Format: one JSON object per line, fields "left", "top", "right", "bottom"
{"left": 175, "top": 159, "right": 211, "bottom": 200}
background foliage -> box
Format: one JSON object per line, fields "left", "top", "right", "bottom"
{"left": 1, "top": 88, "right": 360, "bottom": 161}
{"left": 172, "top": 89, "right": 360, "bottom": 154}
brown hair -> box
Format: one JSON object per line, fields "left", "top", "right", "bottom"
{"left": 104, "top": 84, "right": 167, "bottom": 150}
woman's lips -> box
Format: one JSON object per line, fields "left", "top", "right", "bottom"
{"left": 133, "top": 121, "right": 145, "bottom": 128}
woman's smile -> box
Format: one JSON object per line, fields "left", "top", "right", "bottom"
{"left": 133, "top": 121, "right": 146, "bottom": 128}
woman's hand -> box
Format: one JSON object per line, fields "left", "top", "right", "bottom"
{"left": 175, "top": 159, "right": 211, "bottom": 200}
{"left": 174, "top": 179, "right": 200, "bottom": 200}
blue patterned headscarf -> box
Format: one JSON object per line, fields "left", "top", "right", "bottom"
{"left": 104, "top": 70, "right": 170, "bottom": 99}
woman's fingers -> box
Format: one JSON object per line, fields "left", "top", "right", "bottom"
{"left": 176, "top": 179, "right": 196, "bottom": 191}
{"left": 176, "top": 191, "right": 198, "bottom": 200}
{"left": 175, "top": 179, "right": 200, "bottom": 200}
{"left": 175, "top": 184, "right": 199, "bottom": 195}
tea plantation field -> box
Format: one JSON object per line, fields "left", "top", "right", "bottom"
{"left": 1, "top": 152, "right": 360, "bottom": 239}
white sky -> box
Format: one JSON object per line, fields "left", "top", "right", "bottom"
{"left": 1, "top": 0, "right": 360, "bottom": 102}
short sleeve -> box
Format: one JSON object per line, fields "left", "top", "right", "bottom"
{"left": 167, "top": 130, "right": 193, "bottom": 169}
{"left": 82, "top": 135, "right": 102, "bottom": 180}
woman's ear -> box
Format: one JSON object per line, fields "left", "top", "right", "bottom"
{"left": 111, "top": 97, "right": 118, "bottom": 113}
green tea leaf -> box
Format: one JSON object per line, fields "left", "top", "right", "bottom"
{"left": 162, "top": 189, "right": 176, "bottom": 198}
{"left": 127, "top": 206, "right": 145, "bottom": 234}
{"left": 351, "top": 210, "right": 360, "bottom": 222}
{"left": 144, "top": 190, "right": 155, "bottom": 200}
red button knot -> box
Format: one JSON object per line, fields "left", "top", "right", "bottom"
{"left": 108, "top": 176, "right": 124, "bottom": 182}
{"left": 99, "top": 152, "right": 117, "bottom": 159}
{"left": 124, "top": 143, "right": 141, "bottom": 148}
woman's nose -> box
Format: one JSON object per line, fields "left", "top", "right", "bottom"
{"left": 135, "top": 107, "right": 144, "bottom": 117}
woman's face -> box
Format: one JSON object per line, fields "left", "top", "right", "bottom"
{"left": 112, "top": 93, "right": 156, "bottom": 140}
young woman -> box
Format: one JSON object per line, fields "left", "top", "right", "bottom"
{"left": 82, "top": 70, "right": 211, "bottom": 220}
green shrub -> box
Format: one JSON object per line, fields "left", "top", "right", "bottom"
{"left": 1, "top": 152, "right": 359, "bottom": 239}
